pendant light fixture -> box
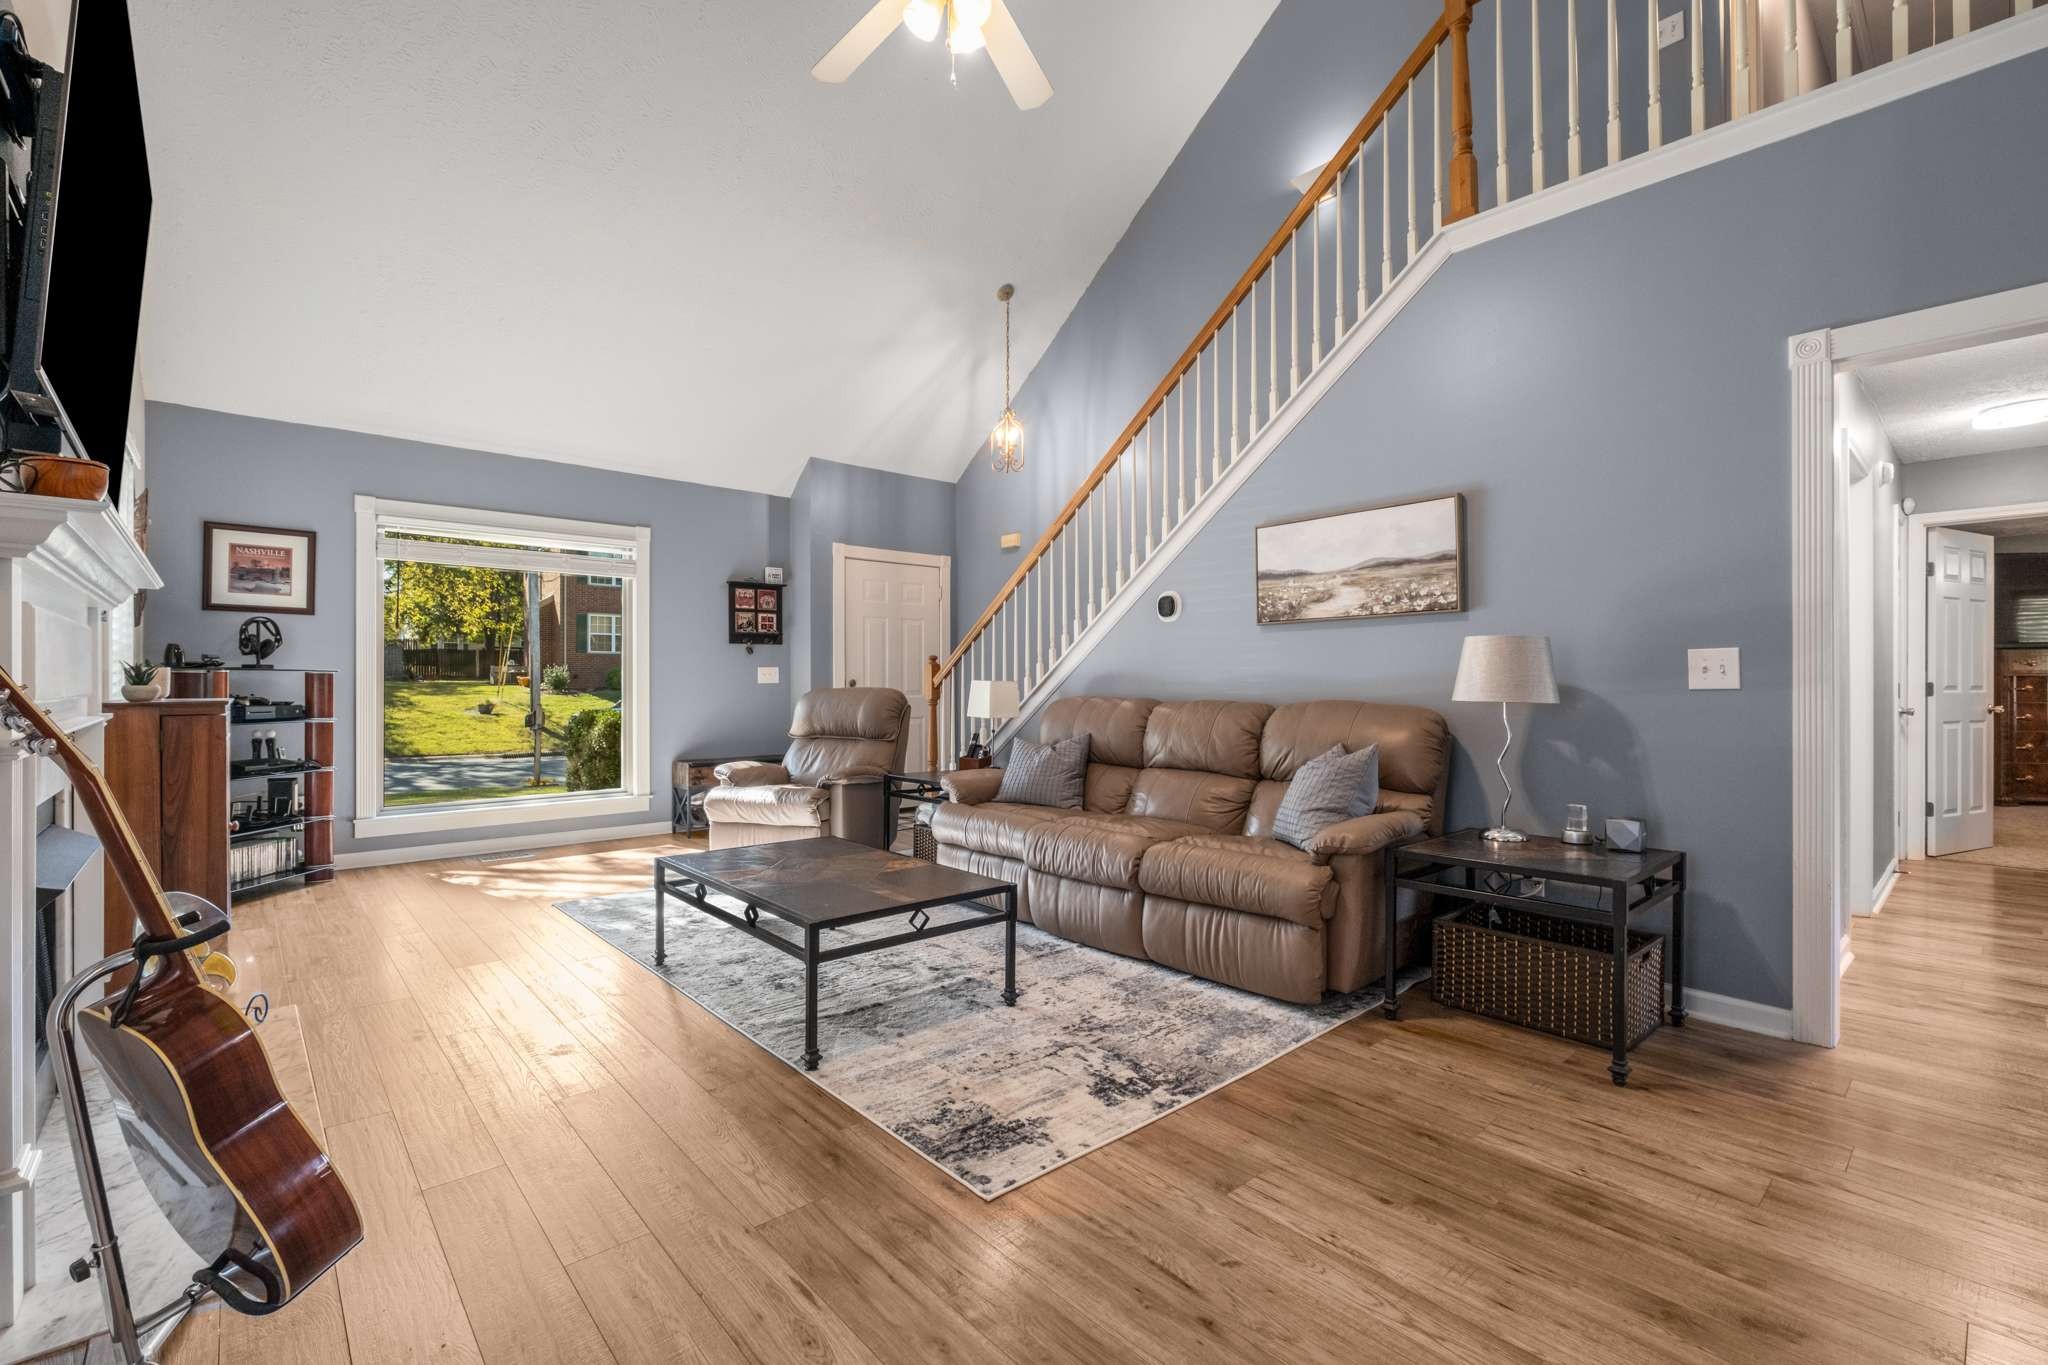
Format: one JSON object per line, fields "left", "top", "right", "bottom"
{"left": 990, "top": 283, "right": 1024, "bottom": 474}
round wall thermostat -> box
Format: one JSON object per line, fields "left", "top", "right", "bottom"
{"left": 1155, "top": 591, "right": 1182, "bottom": 623}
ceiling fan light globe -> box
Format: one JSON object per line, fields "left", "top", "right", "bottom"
{"left": 947, "top": 20, "right": 987, "bottom": 53}
{"left": 952, "top": 0, "right": 994, "bottom": 28}
{"left": 901, "top": 0, "right": 942, "bottom": 42}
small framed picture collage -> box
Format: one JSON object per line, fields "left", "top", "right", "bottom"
{"left": 728, "top": 580, "right": 783, "bottom": 645}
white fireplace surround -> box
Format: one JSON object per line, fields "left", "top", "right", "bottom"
{"left": 0, "top": 490, "right": 159, "bottom": 1330}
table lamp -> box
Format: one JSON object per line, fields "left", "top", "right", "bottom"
{"left": 1451, "top": 635, "right": 1558, "bottom": 843}
{"left": 964, "top": 679, "right": 1021, "bottom": 762}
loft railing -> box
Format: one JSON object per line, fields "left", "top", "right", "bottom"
{"left": 923, "top": 0, "right": 2038, "bottom": 767}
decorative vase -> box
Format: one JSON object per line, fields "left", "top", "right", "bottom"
{"left": 16, "top": 456, "right": 109, "bottom": 501}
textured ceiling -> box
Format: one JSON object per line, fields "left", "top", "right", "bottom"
{"left": 1856, "top": 330, "right": 2048, "bottom": 463}
{"left": 127, "top": 1, "right": 1279, "bottom": 494}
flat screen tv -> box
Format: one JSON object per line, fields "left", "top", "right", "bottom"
{"left": 9, "top": 0, "right": 151, "bottom": 504}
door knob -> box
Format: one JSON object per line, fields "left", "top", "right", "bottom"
{"left": 1898, "top": 706, "right": 1917, "bottom": 717}
{"left": 1989, "top": 704, "right": 2007, "bottom": 715}
{"left": 849, "top": 678, "right": 858, "bottom": 686}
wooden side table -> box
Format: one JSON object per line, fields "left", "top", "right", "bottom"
{"left": 1384, "top": 830, "right": 1687, "bottom": 1086}
{"left": 670, "top": 753, "right": 784, "bottom": 834}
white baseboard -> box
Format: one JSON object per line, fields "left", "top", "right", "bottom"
{"left": 1676, "top": 986, "right": 1796, "bottom": 1039}
{"left": 334, "top": 819, "right": 674, "bottom": 870}
{"left": 1839, "top": 931, "right": 1854, "bottom": 978}
{"left": 1867, "top": 862, "right": 1901, "bottom": 916}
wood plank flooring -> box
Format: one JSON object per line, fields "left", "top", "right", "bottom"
{"left": 33, "top": 840, "right": 2048, "bottom": 1364}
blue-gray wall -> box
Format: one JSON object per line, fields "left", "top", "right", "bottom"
{"left": 143, "top": 402, "right": 795, "bottom": 857}
{"left": 991, "top": 48, "right": 2048, "bottom": 1012}
{"left": 1901, "top": 445, "right": 2048, "bottom": 513}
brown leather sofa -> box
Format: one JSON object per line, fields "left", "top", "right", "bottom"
{"left": 929, "top": 696, "right": 1450, "bottom": 1003}
{"left": 701, "top": 687, "right": 910, "bottom": 849}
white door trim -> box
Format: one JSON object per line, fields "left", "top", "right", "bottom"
{"left": 828, "top": 541, "right": 952, "bottom": 692}
{"left": 1788, "top": 279, "right": 2048, "bottom": 1048}
{"left": 1904, "top": 496, "right": 2048, "bottom": 859}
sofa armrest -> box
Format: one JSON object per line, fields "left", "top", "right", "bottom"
{"left": 939, "top": 767, "right": 1005, "bottom": 805}
{"left": 819, "top": 770, "right": 886, "bottom": 787}
{"left": 715, "top": 761, "right": 790, "bottom": 786}
{"left": 1305, "top": 810, "right": 1426, "bottom": 866}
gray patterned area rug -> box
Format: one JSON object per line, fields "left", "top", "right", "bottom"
{"left": 555, "top": 886, "right": 1420, "bottom": 1199}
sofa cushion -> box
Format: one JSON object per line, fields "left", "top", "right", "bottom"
{"left": 1272, "top": 744, "right": 1380, "bottom": 849}
{"left": 997, "top": 733, "right": 1091, "bottom": 808}
{"left": 1141, "top": 699, "right": 1274, "bottom": 778}
{"left": 1126, "top": 768, "right": 1257, "bottom": 832}
{"left": 1020, "top": 814, "right": 1204, "bottom": 889}
{"left": 1137, "top": 834, "right": 1335, "bottom": 928}
{"left": 928, "top": 800, "right": 1073, "bottom": 860}
{"left": 1261, "top": 700, "right": 1450, "bottom": 805}
{"left": 784, "top": 688, "right": 909, "bottom": 785}
{"left": 1041, "top": 696, "right": 1156, "bottom": 768}
{"left": 699, "top": 783, "right": 830, "bottom": 828}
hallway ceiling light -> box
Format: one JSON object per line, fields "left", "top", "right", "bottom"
{"left": 1972, "top": 397, "right": 2048, "bottom": 431}
{"left": 812, "top": 0, "right": 1052, "bottom": 109}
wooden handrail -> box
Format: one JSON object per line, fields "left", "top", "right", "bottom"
{"left": 925, "top": 3, "right": 1474, "bottom": 763}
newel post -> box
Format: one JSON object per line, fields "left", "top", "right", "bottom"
{"left": 1445, "top": 0, "right": 1480, "bottom": 222}
{"left": 923, "top": 654, "right": 941, "bottom": 770}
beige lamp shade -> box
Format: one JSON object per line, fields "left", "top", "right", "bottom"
{"left": 1451, "top": 635, "right": 1559, "bottom": 705}
{"left": 967, "top": 679, "right": 1022, "bottom": 721}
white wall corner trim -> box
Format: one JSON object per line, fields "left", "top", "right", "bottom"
{"left": 1788, "top": 329, "right": 1842, "bottom": 1048}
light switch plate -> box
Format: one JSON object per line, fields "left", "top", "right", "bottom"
{"left": 757, "top": 666, "right": 780, "bottom": 684}
{"left": 1657, "top": 11, "right": 1685, "bottom": 46}
{"left": 1688, "top": 647, "right": 1739, "bottom": 690}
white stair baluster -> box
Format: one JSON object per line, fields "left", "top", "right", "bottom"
{"left": 1269, "top": 257, "right": 1281, "bottom": 415}
{"left": 1232, "top": 306, "right": 1242, "bottom": 458}
{"left": 1213, "top": 340, "right": 1224, "bottom": 480}
{"left": 1732, "top": 0, "right": 1752, "bottom": 115}
{"left": 1692, "top": 0, "right": 1708, "bottom": 132}
{"left": 1068, "top": 521, "right": 1078, "bottom": 645}
{"left": 1177, "top": 377, "right": 1189, "bottom": 519}
{"left": 1951, "top": 0, "right": 1969, "bottom": 35}
{"left": 1333, "top": 164, "right": 1345, "bottom": 336}
{"left": 1405, "top": 82, "right": 1419, "bottom": 257}
{"left": 1531, "top": 1, "right": 1548, "bottom": 190}
{"left": 1607, "top": 0, "right": 1622, "bottom": 162}
{"left": 1568, "top": 0, "right": 1583, "bottom": 177}
{"left": 1111, "top": 450, "right": 1122, "bottom": 592}
{"left": 1356, "top": 150, "right": 1369, "bottom": 316}
{"left": 1311, "top": 199, "right": 1324, "bottom": 364}
{"left": 1495, "top": 0, "right": 1510, "bottom": 204}
{"left": 1434, "top": 50, "right": 1446, "bottom": 231}
{"left": 1381, "top": 132, "right": 1395, "bottom": 287}
{"left": 1786, "top": 0, "right": 1802, "bottom": 99}
{"left": 1648, "top": 0, "right": 1663, "bottom": 150}
{"left": 1289, "top": 235, "right": 1301, "bottom": 391}
{"left": 1192, "top": 354, "right": 1204, "bottom": 498}
{"left": 1891, "top": 0, "right": 1907, "bottom": 58}
{"left": 1836, "top": 0, "right": 1852, "bottom": 80}
{"left": 1089, "top": 487, "right": 1100, "bottom": 618}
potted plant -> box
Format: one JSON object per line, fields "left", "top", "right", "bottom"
{"left": 118, "top": 660, "right": 163, "bottom": 703}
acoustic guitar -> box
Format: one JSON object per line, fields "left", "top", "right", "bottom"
{"left": 0, "top": 664, "right": 361, "bottom": 1316}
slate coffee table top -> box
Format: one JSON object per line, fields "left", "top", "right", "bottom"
{"left": 657, "top": 836, "right": 1014, "bottom": 928}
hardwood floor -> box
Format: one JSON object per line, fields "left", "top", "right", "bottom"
{"left": 34, "top": 841, "right": 2048, "bottom": 1364}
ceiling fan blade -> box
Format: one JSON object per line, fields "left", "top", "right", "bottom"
{"left": 812, "top": 0, "right": 903, "bottom": 84}
{"left": 984, "top": 0, "right": 1052, "bottom": 109}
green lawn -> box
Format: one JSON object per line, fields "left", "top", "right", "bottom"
{"left": 383, "top": 681, "right": 615, "bottom": 758}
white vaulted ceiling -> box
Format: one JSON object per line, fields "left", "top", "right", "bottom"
{"left": 126, "top": 1, "right": 1279, "bottom": 494}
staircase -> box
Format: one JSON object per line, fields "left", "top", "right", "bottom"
{"left": 923, "top": 0, "right": 2041, "bottom": 765}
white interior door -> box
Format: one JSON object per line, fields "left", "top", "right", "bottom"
{"left": 836, "top": 548, "right": 945, "bottom": 772}
{"left": 1927, "top": 526, "right": 1995, "bottom": 856}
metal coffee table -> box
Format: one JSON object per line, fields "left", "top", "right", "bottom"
{"left": 653, "top": 837, "right": 1019, "bottom": 1070}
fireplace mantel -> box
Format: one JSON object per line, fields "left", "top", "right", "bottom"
{"left": 0, "top": 487, "right": 159, "bottom": 1332}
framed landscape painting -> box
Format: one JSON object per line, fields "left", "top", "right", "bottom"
{"left": 1254, "top": 493, "right": 1464, "bottom": 624}
{"left": 203, "top": 522, "right": 317, "bottom": 614}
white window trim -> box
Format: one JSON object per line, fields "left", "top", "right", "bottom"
{"left": 583, "top": 574, "right": 623, "bottom": 587}
{"left": 354, "top": 496, "right": 652, "bottom": 840}
{"left": 586, "top": 612, "right": 622, "bottom": 655}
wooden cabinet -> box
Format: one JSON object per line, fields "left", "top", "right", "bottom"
{"left": 102, "top": 698, "right": 229, "bottom": 956}
{"left": 1997, "top": 651, "right": 2048, "bottom": 805}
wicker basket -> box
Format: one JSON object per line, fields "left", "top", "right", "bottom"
{"left": 1432, "top": 906, "right": 1664, "bottom": 1051}
{"left": 909, "top": 801, "right": 941, "bottom": 863}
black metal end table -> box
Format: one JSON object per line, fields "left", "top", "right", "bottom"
{"left": 1384, "top": 830, "right": 1687, "bottom": 1086}
{"left": 654, "top": 838, "right": 1019, "bottom": 1071}
{"left": 882, "top": 769, "right": 954, "bottom": 849}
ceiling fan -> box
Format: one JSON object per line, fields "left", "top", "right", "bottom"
{"left": 812, "top": 0, "right": 1053, "bottom": 110}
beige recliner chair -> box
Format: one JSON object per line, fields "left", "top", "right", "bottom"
{"left": 700, "top": 687, "right": 910, "bottom": 849}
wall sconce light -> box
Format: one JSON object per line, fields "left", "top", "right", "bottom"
{"left": 999, "top": 532, "right": 1022, "bottom": 550}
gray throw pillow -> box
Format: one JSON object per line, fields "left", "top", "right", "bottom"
{"left": 996, "top": 733, "right": 1090, "bottom": 808}
{"left": 1273, "top": 743, "right": 1380, "bottom": 849}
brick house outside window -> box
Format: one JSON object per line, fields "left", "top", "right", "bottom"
{"left": 536, "top": 572, "right": 624, "bottom": 691}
